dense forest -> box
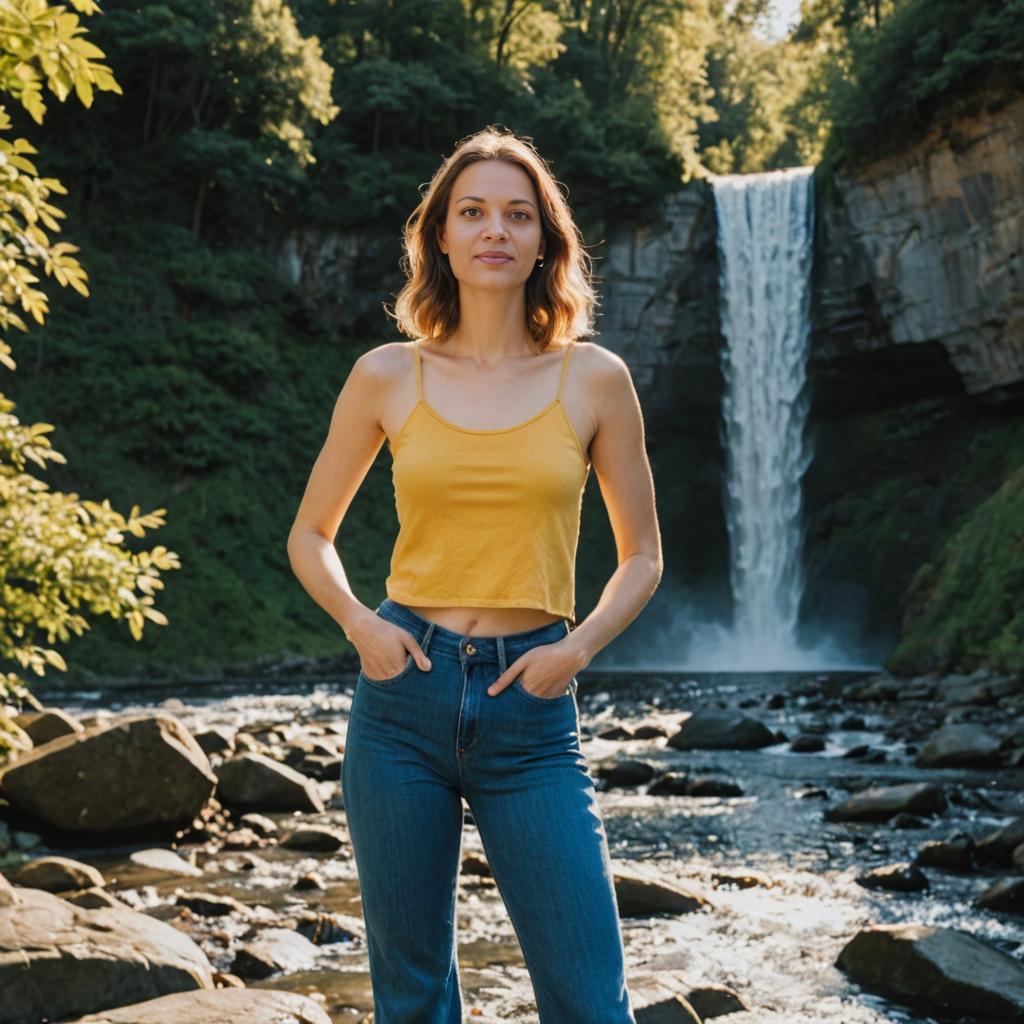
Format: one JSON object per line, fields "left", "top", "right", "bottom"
{"left": 4, "top": 0, "right": 1022, "bottom": 686}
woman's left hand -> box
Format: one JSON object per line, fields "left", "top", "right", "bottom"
{"left": 486, "top": 638, "right": 587, "bottom": 698}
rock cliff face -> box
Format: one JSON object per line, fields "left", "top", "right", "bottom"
{"left": 815, "top": 90, "right": 1024, "bottom": 402}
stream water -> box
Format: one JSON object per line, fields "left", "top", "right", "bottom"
{"left": 29, "top": 666, "right": 1024, "bottom": 1024}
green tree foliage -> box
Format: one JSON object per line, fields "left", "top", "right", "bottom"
{"left": 699, "top": 0, "right": 823, "bottom": 171}
{"left": 794, "top": 0, "right": 1024, "bottom": 173}
{"left": 889, "top": 466, "right": 1024, "bottom": 675}
{"left": 0, "top": 0, "right": 179, "bottom": 718}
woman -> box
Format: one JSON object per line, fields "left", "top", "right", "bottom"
{"left": 287, "top": 125, "right": 662, "bottom": 1023}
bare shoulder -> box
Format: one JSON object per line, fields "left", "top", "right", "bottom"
{"left": 355, "top": 340, "right": 414, "bottom": 384}
{"left": 575, "top": 339, "right": 635, "bottom": 395}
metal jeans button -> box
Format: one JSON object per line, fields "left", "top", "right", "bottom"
{"left": 465, "top": 642, "right": 476, "bottom": 655}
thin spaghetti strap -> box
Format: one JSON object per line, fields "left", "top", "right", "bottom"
{"left": 556, "top": 340, "right": 575, "bottom": 399}
{"left": 413, "top": 340, "right": 423, "bottom": 400}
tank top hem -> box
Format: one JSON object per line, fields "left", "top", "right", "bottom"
{"left": 386, "top": 589, "right": 573, "bottom": 621}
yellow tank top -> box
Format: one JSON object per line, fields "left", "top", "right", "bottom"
{"left": 384, "top": 339, "right": 591, "bottom": 623}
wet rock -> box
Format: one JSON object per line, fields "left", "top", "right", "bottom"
{"left": 67, "top": 988, "right": 332, "bottom": 1023}
{"left": 231, "top": 926, "right": 320, "bottom": 979}
{"left": 823, "top": 781, "right": 946, "bottom": 823}
{"left": 599, "top": 759, "right": 657, "bottom": 786}
{"left": 840, "top": 715, "right": 866, "bottom": 730}
{"left": 710, "top": 868, "right": 774, "bottom": 889}
{"left": 686, "top": 984, "right": 748, "bottom": 1019}
{"left": 462, "top": 853, "right": 492, "bottom": 876}
{"left": 975, "top": 877, "right": 1024, "bottom": 916}
{"left": 222, "top": 827, "right": 264, "bottom": 849}
{"left": 915, "top": 724, "right": 1003, "bottom": 768}
{"left": 796, "top": 786, "right": 829, "bottom": 799}
{"left": 0, "top": 714, "right": 217, "bottom": 833}
{"left": 13, "top": 707, "right": 84, "bottom": 745}
{"left": 666, "top": 710, "right": 777, "bottom": 751}
{"left": 613, "top": 865, "right": 707, "bottom": 917}
{"left": 215, "top": 752, "right": 325, "bottom": 813}
{"left": 944, "top": 681, "right": 997, "bottom": 706}
{"left": 975, "top": 816, "right": 1024, "bottom": 867}
{"left": 0, "top": 885, "right": 215, "bottom": 1023}
{"left": 63, "top": 886, "right": 130, "bottom": 909}
{"left": 283, "top": 738, "right": 338, "bottom": 766}
{"left": 126, "top": 847, "right": 204, "bottom": 881}
{"left": 176, "top": 891, "right": 249, "bottom": 917}
{"left": 280, "top": 824, "right": 346, "bottom": 852}
{"left": 295, "top": 908, "right": 365, "bottom": 944}
{"left": 295, "top": 753, "right": 342, "bottom": 782}
{"left": 890, "top": 812, "right": 930, "bottom": 829}
{"left": 842, "top": 744, "right": 872, "bottom": 758}
{"left": 835, "top": 922, "right": 1024, "bottom": 1019}
{"left": 647, "top": 772, "right": 690, "bottom": 796}
{"left": 1013, "top": 844, "right": 1024, "bottom": 872}
{"left": 685, "top": 776, "right": 743, "bottom": 797}
{"left": 856, "top": 862, "right": 930, "bottom": 892}
{"left": 13, "top": 855, "right": 106, "bottom": 892}
{"left": 935, "top": 674, "right": 977, "bottom": 701}
{"left": 193, "top": 727, "right": 235, "bottom": 756}
{"left": 634, "top": 995, "right": 702, "bottom": 1023}
{"left": 239, "top": 813, "right": 278, "bottom": 837}
{"left": 293, "top": 871, "right": 325, "bottom": 890}
{"left": 633, "top": 724, "right": 668, "bottom": 739}
{"left": 597, "top": 725, "right": 636, "bottom": 740}
{"left": 916, "top": 830, "right": 975, "bottom": 871}
{"left": 790, "top": 733, "right": 826, "bottom": 753}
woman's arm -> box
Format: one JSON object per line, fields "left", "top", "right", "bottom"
{"left": 286, "top": 348, "right": 391, "bottom": 642}
{"left": 564, "top": 346, "right": 663, "bottom": 669}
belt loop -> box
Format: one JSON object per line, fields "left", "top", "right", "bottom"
{"left": 496, "top": 636, "right": 507, "bottom": 674}
{"left": 421, "top": 621, "right": 436, "bottom": 658}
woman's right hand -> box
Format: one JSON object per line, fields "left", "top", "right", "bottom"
{"left": 347, "top": 607, "right": 431, "bottom": 679}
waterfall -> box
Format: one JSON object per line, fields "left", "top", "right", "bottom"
{"left": 711, "top": 167, "right": 816, "bottom": 665}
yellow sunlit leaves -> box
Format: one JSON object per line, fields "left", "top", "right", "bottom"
{"left": 0, "top": 3, "right": 179, "bottom": 710}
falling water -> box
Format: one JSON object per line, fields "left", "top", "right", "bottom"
{"left": 711, "top": 167, "right": 816, "bottom": 666}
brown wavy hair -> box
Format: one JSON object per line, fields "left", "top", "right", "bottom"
{"left": 387, "top": 125, "right": 598, "bottom": 351}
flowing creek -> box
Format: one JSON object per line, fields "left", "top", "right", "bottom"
{"left": 22, "top": 666, "right": 1024, "bottom": 1024}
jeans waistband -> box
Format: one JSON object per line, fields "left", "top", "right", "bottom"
{"left": 376, "top": 598, "right": 570, "bottom": 668}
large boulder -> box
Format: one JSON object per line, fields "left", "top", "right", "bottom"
{"left": 836, "top": 923, "right": 1024, "bottom": 1020}
{"left": 13, "top": 855, "right": 106, "bottom": 892}
{"left": 215, "top": 752, "right": 324, "bottom": 813}
{"left": 666, "top": 710, "right": 777, "bottom": 751}
{"left": 67, "top": 988, "right": 332, "bottom": 1023}
{"left": 824, "top": 782, "right": 946, "bottom": 823}
{"left": 914, "top": 724, "right": 1003, "bottom": 768}
{"left": 0, "top": 885, "right": 215, "bottom": 1023}
{"left": 14, "top": 707, "right": 85, "bottom": 746}
{"left": 0, "top": 714, "right": 217, "bottom": 833}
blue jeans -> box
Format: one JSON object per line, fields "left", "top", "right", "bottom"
{"left": 341, "top": 598, "right": 636, "bottom": 1023}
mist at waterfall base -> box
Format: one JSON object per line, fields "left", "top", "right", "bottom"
{"left": 596, "top": 168, "right": 886, "bottom": 675}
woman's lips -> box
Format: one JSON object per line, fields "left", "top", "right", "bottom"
{"left": 477, "top": 255, "right": 513, "bottom": 264}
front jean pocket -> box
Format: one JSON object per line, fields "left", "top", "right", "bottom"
{"left": 359, "top": 653, "right": 416, "bottom": 688}
{"left": 512, "top": 676, "right": 576, "bottom": 706}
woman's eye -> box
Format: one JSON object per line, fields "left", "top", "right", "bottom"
{"left": 461, "top": 208, "right": 529, "bottom": 221}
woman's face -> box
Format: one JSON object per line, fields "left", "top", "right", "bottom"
{"left": 437, "top": 159, "right": 545, "bottom": 292}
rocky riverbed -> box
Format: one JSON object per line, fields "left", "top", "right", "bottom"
{"left": 2, "top": 666, "right": 1024, "bottom": 1024}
